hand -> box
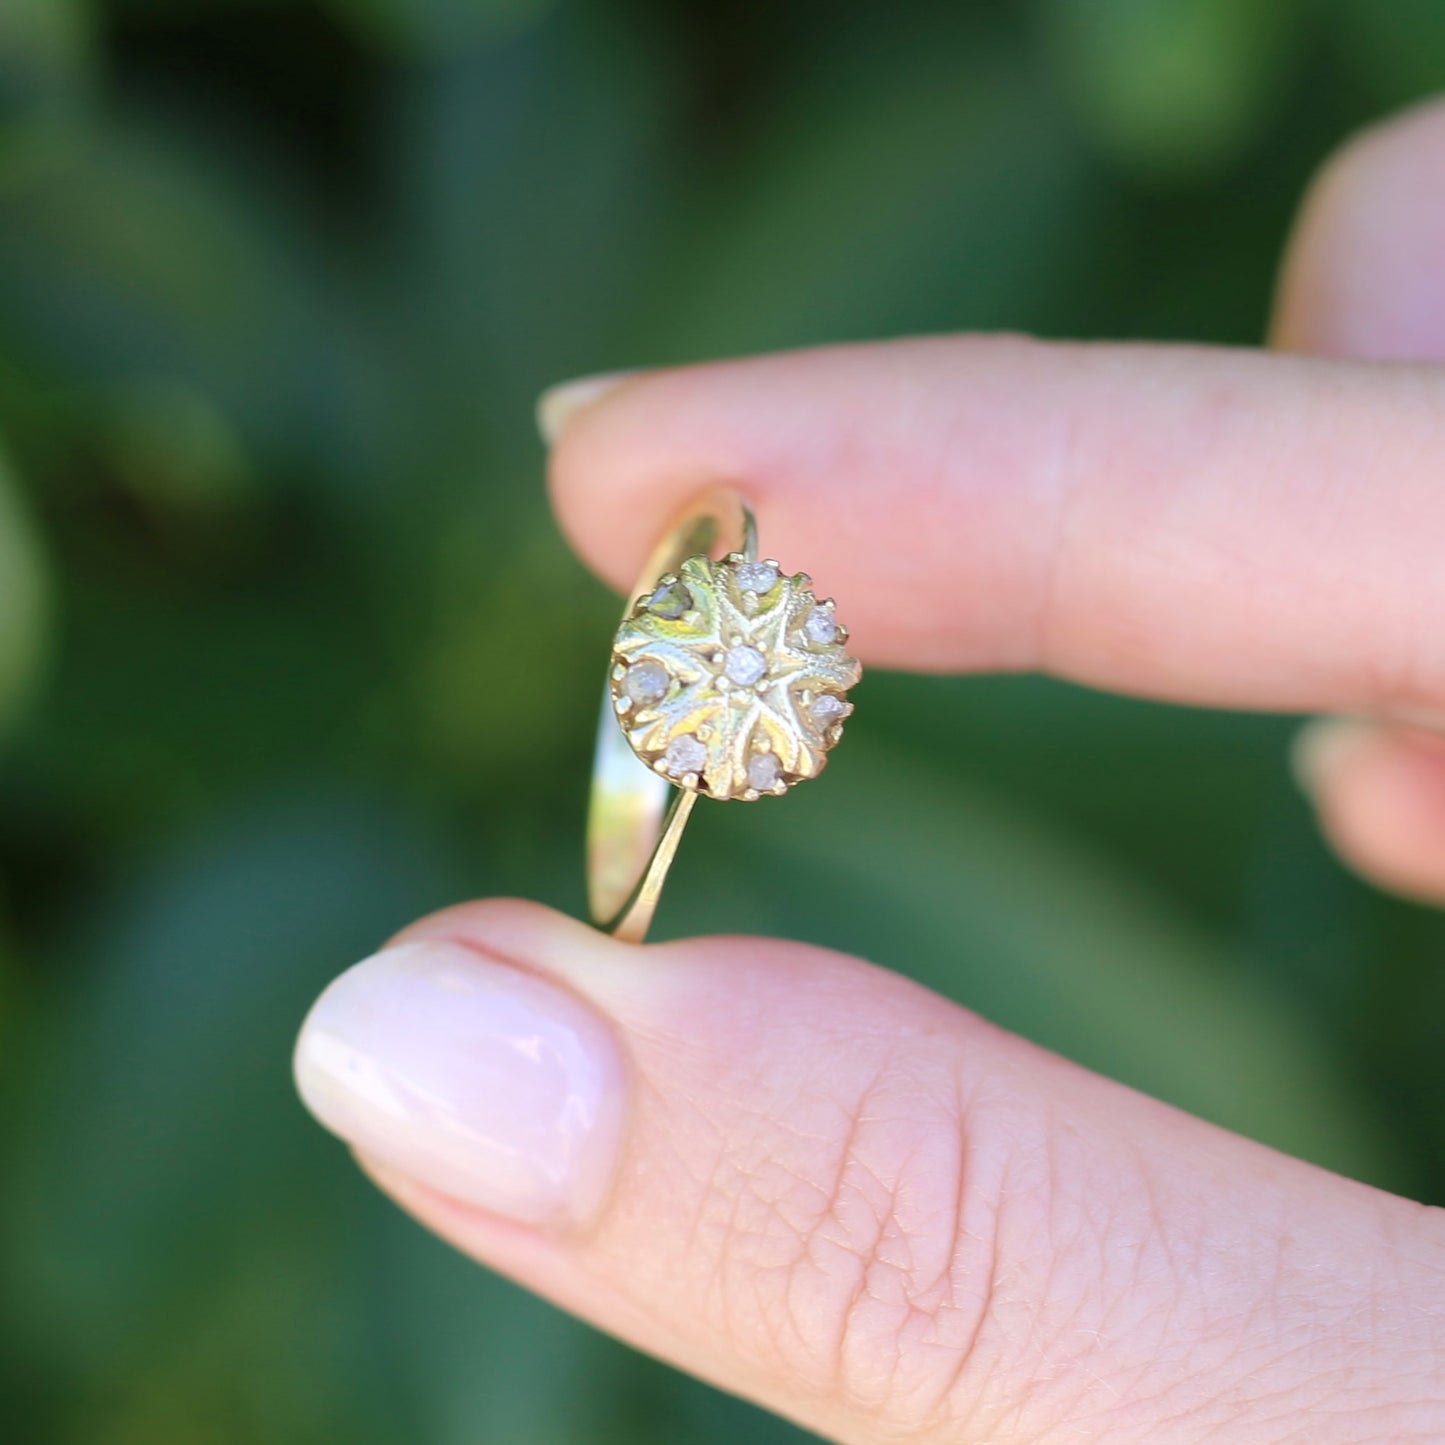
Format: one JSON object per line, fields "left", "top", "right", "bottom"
{"left": 292, "top": 101, "right": 1445, "bottom": 1443}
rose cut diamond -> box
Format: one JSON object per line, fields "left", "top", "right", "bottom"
{"left": 661, "top": 733, "right": 707, "bottom": 778}
{"left": 804, "top": 606, "right": 838, "bottom": 645}
{"left": 746, "top": 752, "right": 782, "bottom": 791}
{"left": 809, "top": 694, "right": 846, "bottom": 727}
{"left": 735, "top": 561, "right": 779, "bottom": 594}
{"left": 622, "top": 659, "right": 669, "bottom": 706}
{"left": 647, "top": 580, "right": 692, "bottom": 619}
{"left": 724, "top": 644, "right": 767, "bottom": 687}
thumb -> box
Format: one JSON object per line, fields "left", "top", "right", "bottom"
{"left": 294, "top": 899, "right": 1445, "bottom": 1445}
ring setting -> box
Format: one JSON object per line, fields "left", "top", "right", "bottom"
{"left": 587, "top": 494, "right": 860, "bottom": 942}
{"left": 609, "top": 552, "right": 860, "bottom": 801}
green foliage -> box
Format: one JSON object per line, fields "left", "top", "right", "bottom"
{"left": 1042, "top": 0, "right": 1301, "bottom": 180}
{"left": 0, "top": 443, "right": 49, "bottom": 739}
{"left": 1329, "top": 0, "right": 1445, "bottom": 107}
{"left": 0, "top": 0, "right": 94, "bottom": 180}
{"left": 1, "top": 2, "right": 1443, "bottom": 1442}
{"left": 325, "top": 0, "right": 556, "bottom": 55}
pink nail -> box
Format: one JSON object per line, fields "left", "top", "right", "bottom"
{"left": 293, "top": 941, "right": 626, "bottom": 1225}
{"left": 535, "top": 369, "right": 639, "bottom": 445}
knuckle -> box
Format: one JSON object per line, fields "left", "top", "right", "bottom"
{"left": 650, "top": 1003, "right": 1445, "bottom": 1444}
{"left": 698, "top": 1048, "right": 1027, "bottom": 1438}
{"left": 667, "top": 1026, "right": 1348, "bottom": 1444}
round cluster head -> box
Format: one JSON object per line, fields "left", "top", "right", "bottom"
{"left": 608, "top": 552, "right": 862, "bottom": 801}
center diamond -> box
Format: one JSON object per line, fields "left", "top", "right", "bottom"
{"left": 724, "top": 644, "right": 767, "bottom": 688}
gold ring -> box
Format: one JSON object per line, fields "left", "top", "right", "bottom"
{"left": 587, "top": 491, "right": 862, "bottom": 943}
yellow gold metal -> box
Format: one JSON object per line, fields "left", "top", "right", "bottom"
{"left": 587, "top": 491, "right": 859, "bottom": 943}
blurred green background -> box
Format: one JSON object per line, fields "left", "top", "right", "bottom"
{"left": 1, "top": 1, "right": 1443, "bottom": 1441}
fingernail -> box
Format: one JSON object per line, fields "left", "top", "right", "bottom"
{"left": 1290, "top": 716, "right": 1375, "bottom": 795}
{"left": 293, "top": 940, "right": 627, "bottom": 1225}
{"left": 536, "top": 369, "right": 638, "bottom": 446}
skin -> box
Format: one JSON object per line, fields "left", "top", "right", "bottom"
{"left": 353, "top": 100, "right": 1445, "bottom": 1442}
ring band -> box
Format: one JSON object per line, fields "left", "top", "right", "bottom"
{"left": 587, "top": 491, "right": 861, "bottom": 943}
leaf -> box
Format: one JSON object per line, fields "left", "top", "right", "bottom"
{"left": 645, "top": 45, "right": 1096, "bottom": 355}
{"left": 0, "top": 441, "right": 50, "bottom": 739}
{"left": 1327, "top": 0, "right": 1445, "bottom": 108}
{"left": 99, "top": 379, "right": 252, "bottom": 525}
{"left": 376, "top": 1217, "right": 627, "bottom": 1445}
{"left": 0, "top": 0, "right": 94, "bottom": 183}
{"left": 1041, "top": 0, "right": 1303, "bottom": 181}
{"left": 0, "top": 116, "right": 390, "bottom": 499}
{"left": 2, "top": 795, "right": 467, "bottom": 1374}
{"left": 323, "top": 0, "right": 554, "bottom": 57}
{"left": 384, "top": 8, "right": 681, "bottom": 415}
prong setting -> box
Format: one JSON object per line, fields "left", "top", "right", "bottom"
{"left": 608, "top": 552, "right": 860, "bottom": 801}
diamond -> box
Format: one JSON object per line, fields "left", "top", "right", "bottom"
{"left": 746, "top": 752, "right": 782, "bottom": 791}
{"left": 662, "top": 733, "right": 707, "bottom": 778}
{"left": 809, "top": 694, "right": 847, "bottom": 727}
{"left": 724, "top": 644, "right": 767, "bottom": 687}
{"left": 804, "top": 606, "right": 838, "bottom": 645}
{"left": 622, "top": 659, "right": 669, "bottom": 706}
{"left": 646, "top": 580, "right": 692, "bottom": 619}
{"left": 735, "top": 561, "right": 778, "bottom": 594}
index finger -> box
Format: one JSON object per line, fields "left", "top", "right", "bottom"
{"left": 545, "top": 337, "right": 1445, "bottom": 714}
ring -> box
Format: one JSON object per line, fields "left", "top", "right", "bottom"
{"left": 587, "top": 491, "right": 862, "bottom": 943}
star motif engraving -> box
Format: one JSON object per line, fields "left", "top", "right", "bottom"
{"left": 609, "top": 553, "right": 861, "bottom": 800}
